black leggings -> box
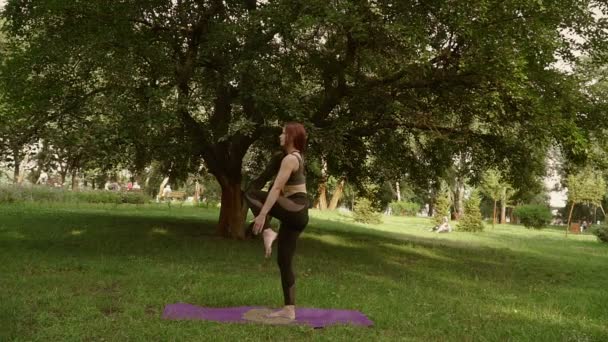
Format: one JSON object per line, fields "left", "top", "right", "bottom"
{"left": 244, "top": 190, "right": 309, "bottom": 306}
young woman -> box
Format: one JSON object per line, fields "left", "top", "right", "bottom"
{"left": 244, "top": 122, "right": 309, "bottom": 320}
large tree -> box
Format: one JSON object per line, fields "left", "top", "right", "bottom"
{"left": 2, "top": 0, "right": 607, "bottom": 239}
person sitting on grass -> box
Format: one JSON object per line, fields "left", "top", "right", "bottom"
{"left": 429, "top": 216, "right": 452, "bottom": 233}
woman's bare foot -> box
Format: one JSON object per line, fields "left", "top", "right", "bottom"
{"left": 263, "top": 229, "right": 278, "bottom": 258}
{"left": 267, "top": 305, "right": 296, "bottom": 320}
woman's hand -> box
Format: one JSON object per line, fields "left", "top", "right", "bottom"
{"left": 252, "top": 214, "right": 266, "bottom": 235}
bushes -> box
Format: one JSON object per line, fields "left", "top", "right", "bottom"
{"left": 0, "top": 185, "right": 149, "bottom": 205}
{"left": 353, "top": 198, "right": 383, "bottom": 224}
{"left": 513, "top": 205, "right": 552, "bottom": 229}
{"left": 389, "top": 201, "right": 421, "bottom": 216}
{"left": 457, "top": 191, "right": 484, "bottom": 232}
{"left": 591, "top": 225, "right": 608, "bottom": 243}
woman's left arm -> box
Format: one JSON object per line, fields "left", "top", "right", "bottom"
{"left": 252, "top": 156, "right": 298, "bottom": 233}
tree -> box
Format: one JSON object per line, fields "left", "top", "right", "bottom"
{"left": 2, "top": 0, "right": 607, "bottom": 239}
{"left": 328, "top": 176, "right": 346, "bottom": 210}
{"left": 446, "top": 153, "right": 469, "bottom": 220}
{"left": 481, "top": 169, "right": 505, "bottom": 227}
{"left": 566, "top": 167, "right": 606, "bottom": 235}
{"left": 457, "top": 191, "right": 484, "bottom": 232}
{"left": 433, "top": 188, "right": 451, "bottom": 225}
{"left": 500, "top": 185, "right": 515, "bottom": 224}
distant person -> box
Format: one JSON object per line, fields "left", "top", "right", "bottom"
{"left": 581, "top": 220, "right": 588, "bottom": 233}
{"left": 430, "top": 216, "right": 452, "bottom": 233}
{"left": 127, "top": 181, "right": 133, "bottom": 191}
{"left": 133, "top": 181, "right": 141, "bottom": 190}
{"left": 36, "top": 171, "right": 49, "bottom": 185}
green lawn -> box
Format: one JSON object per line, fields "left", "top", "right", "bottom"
{"left": 1, "top": 203, "right": 607, "bottom": 341}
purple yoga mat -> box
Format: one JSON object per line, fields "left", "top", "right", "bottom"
{"left": 162, "top": 303, "right": 373, "bottom": 328}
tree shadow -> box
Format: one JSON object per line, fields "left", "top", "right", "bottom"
{"left": 3, "top": 207, "right": 608, "bottom": 339}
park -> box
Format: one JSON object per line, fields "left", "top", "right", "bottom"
{"left": 1, "top": 1, "right": 608, "bottom": 341}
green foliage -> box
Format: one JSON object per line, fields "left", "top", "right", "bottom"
{"left": 370, "top": 181, "right": 395, "bottom": 212}
{"left": 457, "top": 191, "right": 484, "bottom": 232}
{"left": 0, "top": 185, "right": 148, "bottom": 204}
{"left": 591, "top": 225, "right": 608, "bottom": 243}
{"left": 480, "top": 169, "right": 513, "bottom": 221}
{"left": 558, "top": 202, "right": 601, "bottom": 223}
{"left": 389, "top": 201, "right": 421, "bottom": 217}
{"left": 566, "top": 167, "right": 606, "bottom": 206}
{"left": 481, "top": 169, "right": 504, "bottom": 201}
{"left": 353, "top": 198, "right": 383, "bottom": 224}
{"left": 3, "top": 0, "right": 608, "bottom": 237}
{"left": 433, "top": 191, "right": 451, "bottom": 225}
{"left": 513, "top": 205, "right": 552, "bottom": 229}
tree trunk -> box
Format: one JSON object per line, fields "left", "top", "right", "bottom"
{"left": 492, "top": 200, "right": 497, "bottom": 227}
{"left": 12, "top": 147, "right": 21, "bottom": 184}
{"left": 60, "top": 171, "right": 67, "bottom": 186}
{"left": 328, "top": 177, "right": 346, "bottom": 210}
{"left": 316, "top": 158, "right": 328, "bottom": 210}
{"left": 158, "top": 177, "right": 169, "bottom": 200}
{"left": 194, "top": 181, "right": 201, "bottom": 205}
{"left": 16, "top": 153, "right": 30, "bottom": 185}
{"left": 216, "top": 178, "right": 248, "bottom": 239}
{"left": 71, "top": 169, "right": 78, "bottom": 190}
{"left": 395, "top": 181, "right": 401, "bottom": 202}
{"left": 500, "top": 200, "right": 507, "bottom": 224}
{"left": 567, "top": 202, "right": 576, "bottom": 236}
{"left": 452, "top": 180, "right": 465, "bottom": 220}
{"left": 593, "top": 205, "right": 597, "bottom": 224}
{"left": 13, "top": 161, "right": 20, "bottom": 184}
{"left": 316, "top": 183, "right": 328, "bottom": 210}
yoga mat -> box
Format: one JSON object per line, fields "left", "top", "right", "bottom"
{"left": 162, "top": 303, "right": 373, "bottom": 328}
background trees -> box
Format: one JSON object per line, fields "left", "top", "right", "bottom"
{"left": 1, "top": 0, "right": 607, "bottom": 238}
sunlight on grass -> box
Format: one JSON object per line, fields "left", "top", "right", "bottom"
{"left": 357, "top": 273, "right": 401, "bottom": 288}
{"left": 150, "top": 227, "right": 169, "bottom": 235}
{"left": 495, "top": 305, "right": 567, "bottom": 325}
{"left": 305, "top": 232, "right": 360, "bottom": 248}
{"left": 2, "top": 204, "right": 608, "bottom": 341}
{"left": 381, "top": 242, "right": 452, "bottom": 262}
{"left": 4, "top": 231, "right": 26, "bottom": 240}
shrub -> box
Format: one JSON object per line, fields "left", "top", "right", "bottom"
{"left": 513, "top": 205, "right": 552, "bottom": 229}
{"left": 457, "top": 191, "right": 484, "bottom": 232}
{"left": 0, "top": 185, "right": 149, "bottom": 205}
{"left": 389, "top": 201, "right": 421, "bottom": 216}
{"left": 591, "top": 225, "right": 608, "bottom": 243}
{"left": 433, "top": 192, "right": 451, "bottom": 225}
{"left": 353, "top": 198, "right": 383, "bottom": 224}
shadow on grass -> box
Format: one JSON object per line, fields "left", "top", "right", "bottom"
{"left": 2, "top": 205, "right": 608, "bottom": 340}
{"left": 3, "top": 207, "right": 603, "bottom": 300}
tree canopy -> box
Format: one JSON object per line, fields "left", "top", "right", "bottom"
{"left": 1, "top": 0, "right": 607, "bottom": 238}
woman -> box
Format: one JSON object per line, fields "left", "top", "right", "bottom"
{"left": 244, "top": 122, "right": 309, "bottom": 321}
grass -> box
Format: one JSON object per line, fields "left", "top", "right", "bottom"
{"left": 1, "top": 203, "right": 607, "bottom": 341}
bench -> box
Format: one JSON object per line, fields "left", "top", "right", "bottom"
{"left": 166, "top": 191, "right": 187, "bottom": 201}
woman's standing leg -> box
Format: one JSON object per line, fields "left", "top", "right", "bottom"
{"left": 267, "top": 226, "right": 301, "bottom": 319}
{"left": 277, "top": 227, "right": 302, "bottom": 305}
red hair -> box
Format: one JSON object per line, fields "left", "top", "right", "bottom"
{"left": 284, "top": 122, "right": 307, "bottom": 153}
